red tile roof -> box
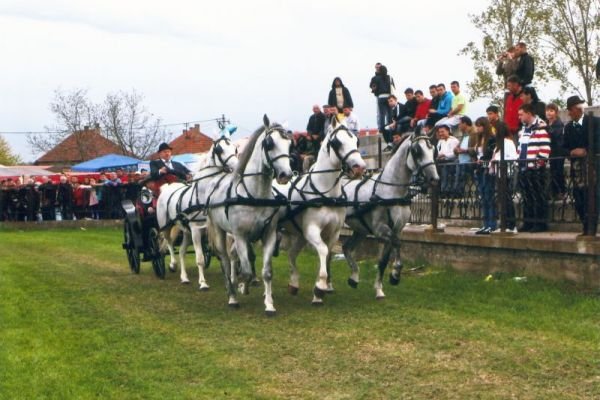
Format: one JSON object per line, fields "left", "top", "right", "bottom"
{"left": 149, "top": 124, "right": 213, "bottom": 160}
{"left": 35, "top": 127, "right": 126, "bottom": 165}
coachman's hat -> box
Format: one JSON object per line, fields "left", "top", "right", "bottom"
{"left": 158, "top": 142, "right": 172, "bottom": 152}
{"left": 566, "top": 95, "right": 586, "bottom": 109}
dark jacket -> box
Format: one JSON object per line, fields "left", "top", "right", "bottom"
{"left": 306, "top": 112, "right": 326, "bottom": 138}
{"left": 390, "top": 102, "right": 405, "bottom": 123}
{"left": 401, "top": 98, "right": 418, "bottom": 118}
{"left": 327, "top": 77, "right": 354, "bottom": 110}
{"left": 547, "top": 119, "right": 566, "bottom": 157}
{"left": 515, "top": 52, "right": 534, "bottom": 86}
{"left": 150, "top": 159, "right": 190, "bottom": 181}
{"left": 563, "top": 115, "right": 600, "bottom": 153}
{"left": 371, "top": 66, "right": 394, "bottom": 96}
{"left": 596, "top": 56, "right": 600, "bottom": 79}
{"left": 296, "top": 135, "right": 321, "bottom": 158}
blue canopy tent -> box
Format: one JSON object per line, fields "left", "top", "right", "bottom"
{"left": 71, "top": 154, "right": 142, "bottom": 172}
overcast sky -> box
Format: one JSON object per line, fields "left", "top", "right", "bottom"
{"left": 0, "top": 0, "right": 491, "bottom": 162}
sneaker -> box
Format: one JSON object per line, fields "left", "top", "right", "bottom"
{"left": 508, "top": 227, "right": 518, "bottom": 234}
{"left": 475, "top": 227, "right": 491, "bottom": 235}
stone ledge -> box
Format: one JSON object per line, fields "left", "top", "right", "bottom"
{"left": 401, "top": 225, "right": 600, "bottom": 256}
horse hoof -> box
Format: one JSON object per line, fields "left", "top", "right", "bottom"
{"left": 389, "top": 274, "right": 400, "bottom": 286}
{"left": 198, "top": 286, "right": 210, "bottom": 292}
{"left": 169, "top": 266, "right": 176, "bottom": 273}
{"left": 251, "top": 279, "right": 261, "bottom": 287}
{"left": 347, "top": 278, "right": 358, "bottom": 289}
{"left": 181, "top": 280, "right": 190, "bottom": 285}
{"left": 264, "top": 310, "right": 277, "bottom": 317}
{"left": 311, "top": 301, "right": 324, "bottom": 307}
{"left": 376, "top": 295, "right": 386, "bottom": 301}
{"left": 288, "top": 285, "right": 299, "bottom": 295}
{"left": 313, "top": 286, "right": 326, "bottom": 299}
{"left": 228, "top": 303, "right": 240, "bottom": 309}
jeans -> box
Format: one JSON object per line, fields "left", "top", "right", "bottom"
{"left": 476, "top": 169, "right": 496, "bottom": 229}
{"left": 438, "top": 162, "right": 456, "bottom": 196}
{"left": 518, "top": 169, "right": 547, "bottom": 228}
{"left": 453, "top": 163, "right": 473, "bottom": 197}
{"left": 377, "top": 96, "right": 391, "bottom": 134}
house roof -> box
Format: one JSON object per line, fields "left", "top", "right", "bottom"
{"left": 149, "top": 124, "right": 213, "bottom": 160}
{"left": 35, "top": 127, "right": 125, "bottom": 165}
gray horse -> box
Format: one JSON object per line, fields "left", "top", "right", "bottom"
{"left": 206, "top": 115, "right": 293, "bottom": 315}
{"left": 341, "top": 132, "right": 439, "bottom": 299}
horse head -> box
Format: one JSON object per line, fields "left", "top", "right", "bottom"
{"left": 406, "top": 131, "right": 439, "bottom": 185}
{"left": 210, "top": 136, "right": 238, "bottom": 172}
{"left": 325, "top": 116, "right": 366, "bottom": 178}
{"left": 261, "top": 114, "right": 293, "bottom": 184}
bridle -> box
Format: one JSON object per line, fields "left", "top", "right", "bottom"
{"left": 261, "top": 126, "right": 292, "bottom": 174}
{"left": 212, "top": 136, "right": 237, "bottom": 172}
{"left": 326, "top": 125, "right": 361, "bottom": 172}
{"left": 409, "top": 134, "right": 435, "bottom": 174}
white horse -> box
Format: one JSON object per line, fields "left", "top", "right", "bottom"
{"left": 274, "top": 119, "right": 366, "bottom": 305}
{"left": 341, "top": 131, "right": 439, "bottom": 299}
{"left": 156, "top": 135, "right": 238, "bottom": 290}
{"left": 206, "top": 115, "right": 293, "bottom": 315}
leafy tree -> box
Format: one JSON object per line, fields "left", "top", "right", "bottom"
{"left": 459, "top": 0, "right": 547, "bottom": 107}
{"left": 0, "top": 135, "right": 22, "bottom": 165}
{"left": 540, "top": 0, "right": 600, "bottom": 105}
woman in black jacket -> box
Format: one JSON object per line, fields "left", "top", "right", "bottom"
{"left": 328, "top": 77, "right": 353, "bottom": 113}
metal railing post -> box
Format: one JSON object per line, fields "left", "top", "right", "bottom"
{"left": 377, "top": 135, "right": 382, "bottom": 170}
{"left": 586, "top": 111, "right": 597, "bottom": 236}
{"left": 497, "top": 128, "right": 507, "bottom": 232}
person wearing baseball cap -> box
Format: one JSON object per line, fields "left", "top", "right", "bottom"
{"left": 563, "top": 95, "right": 600, "bottom": 235}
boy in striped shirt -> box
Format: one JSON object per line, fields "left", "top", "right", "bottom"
{"left": 517, "top": 103, "right": 551, "bottom": 232}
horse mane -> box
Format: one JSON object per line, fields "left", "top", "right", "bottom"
{"left": 235, "top": 125, "right": 266, "bottom": 177}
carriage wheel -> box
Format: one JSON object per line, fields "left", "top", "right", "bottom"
{"left": 201, "top": 233, "right": 212, "bottom": 269}
{"left": 149, "top": 228, "right": 166, "bottom": 279}
{"left": 123, "top": 220, "right": 140, "bottom": 274}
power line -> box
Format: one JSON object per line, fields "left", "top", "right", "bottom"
{"left": 0, "top": 117, "right": 225, "bottom": 135}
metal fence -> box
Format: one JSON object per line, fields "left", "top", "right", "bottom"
{"left": 409, "top": 157, "right": 582, "bottom": 226}
{"left": 0, "top": 183, "right": 141, "bottom": 222}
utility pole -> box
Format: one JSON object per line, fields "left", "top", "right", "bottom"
{"left": 217, "top": 114, "right": 230, "bottom": 130}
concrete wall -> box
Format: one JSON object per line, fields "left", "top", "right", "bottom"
{"left": 341, "top": 226, "right": 600, "bottom": 288}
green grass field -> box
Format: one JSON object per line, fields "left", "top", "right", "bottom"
{"left": 1, "top": 226, "right": 599, "bottom": 399}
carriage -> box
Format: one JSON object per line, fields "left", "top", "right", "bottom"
{"left": 121, "top": 182, "right": 211, "bottom": 279}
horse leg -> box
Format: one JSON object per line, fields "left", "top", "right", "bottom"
{"left": 287, "top": 234, "right": 306, "bottom": 295}
{"left": 389, "top": 243, "right": 404, "bottom": 286}
{"left": 261, "top": 224, "right": 278, "bottom": 316}
{"left": 342, "top": 231, "right": 361, "bottom": 289}
{"left": 305, "top": 224, "right": 330, "bottom": 304}
{"left": 248, "top": 245, "right": 261, "bottom": 287}
{"left": 168, "top": 226, "right": 179, "bottom": 273}
{"left": 232, "top": 237, "right": 253, "bottom": 296}
{"left": 178, "top": 229, "right": 191, "bottom": 281}
{"left": 375, "top": 241, "right": 393, "bottom": 300}
{"left": 190, "top": 223, "right": 209, "bottom": 291}
{"left": 214, "top": 228, "right": 238, "bottom": 308}
{"left": 164, "top": 231, "right": 183, "bottom": 281}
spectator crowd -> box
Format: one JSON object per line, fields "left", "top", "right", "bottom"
{"left": 0, "top": 169, "right": 148, "bottom": 222}
{"left": 4, "top": 45, "right": 599, "bottom": 236}
{"left": 292, "top": 42, "right": 599, "bottom": 235}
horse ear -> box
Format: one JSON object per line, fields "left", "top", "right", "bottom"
{"left": 263, "top": 114, "right": 270, "bottom": 128}
{"left": 331, "top": 115, "right": 337, "bottom": 128}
